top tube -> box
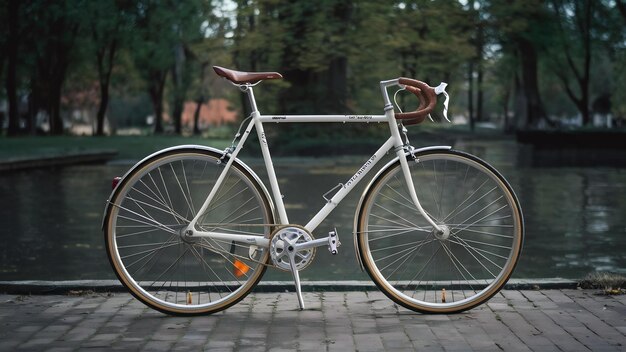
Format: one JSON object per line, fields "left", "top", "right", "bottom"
{"left": 257, "top": 115, "right": 387, "bottom": 123}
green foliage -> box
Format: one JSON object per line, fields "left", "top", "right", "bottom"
{"left": 1, "top": 0, "right": 625, "bottom": 136}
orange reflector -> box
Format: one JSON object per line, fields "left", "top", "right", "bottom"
{"left": 234, "top": 259, "right": 250, "bottom": 277}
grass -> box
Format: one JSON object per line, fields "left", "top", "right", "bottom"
{"left": 0, "top": 135, "right": 231, "bottom": 161}
{"left": 0, "top": 124, "right": 509, "bottom": 162}
{"left": 579, "top": 272, "right": 626, "bottom": 295}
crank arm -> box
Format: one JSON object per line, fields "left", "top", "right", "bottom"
{"left": 294, "top": 229, "right": 341, "bottom": 254}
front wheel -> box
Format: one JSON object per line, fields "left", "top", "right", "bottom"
{"left": 104, "top": 148, "right": 274, "bottom": 315}
{"left": 356, "top": 150, "right": 523, "bottom": 313}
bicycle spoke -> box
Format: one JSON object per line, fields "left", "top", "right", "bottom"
{"left": 441, "top": 179, "right": 490, "bottom": 223}
{"left": 452, "top": 226, "right": 513, "bottom": 239}
{"left": 372, "top": 202, "right": 422, "bottom": 229}
{"left": 376, "top": 238, "right": 437, "bottom": 263}
{"left": 141, "top": 177, "right": 185, "bottom": 224}
{"left": 191, "top": 246, "right": 236, "bottom": 292}
{"left": 133, "top": 183, "right": 189, "bottom": 223}
{"left": 359, "top": 151, "right": 522, "bottom": 312}
{"left": 367, "top": 226, "right": 427, "bottom": 241}
{"left": 126, "top": 194, "right": 189, "bottom": 224}
{"left": 448, "top": 236, "right": 509, "bottom": 260}
{"left": 450, "top": 198, "right": 506, "bottom": 235}
{"left": 116, "top": 227, "right": 164, "bottom": 239}
{"left": 450, "top": 236, "right": 503, "bottom": 272}
{"left": 106, "top": 151, "right": 271, "bottom": 314}
{"left": 379, "top": 238, "right": 436, "bottom": 272}
{"left": 369, "top": 213, "right": 424, "bottom": 233}
{"left": 181, "top": 160, "right": 197, "bottom": 216}
{"left": 115, "top": 210, "right": 177, "bottom": 235}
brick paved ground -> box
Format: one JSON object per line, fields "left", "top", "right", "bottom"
{"left": 0, "top": 290, "right": 625, "bottom": 351}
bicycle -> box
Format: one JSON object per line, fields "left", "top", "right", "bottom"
{"left": 102, "top": 66, "right": 524, "bottom": 316}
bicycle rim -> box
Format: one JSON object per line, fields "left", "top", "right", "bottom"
{"left": 104, "top": 149, "right": 273, "bottom": 315}
{"left": 357, "top": 150, "right": 523, "bottom": 313}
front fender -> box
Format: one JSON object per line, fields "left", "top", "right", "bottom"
{"left": 352, "top": 145, "right": 452, "bottom": 271}
{"left": 101, "top": 144, "right": 275, "bottom": 230}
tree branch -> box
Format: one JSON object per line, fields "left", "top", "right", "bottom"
{"left": 551, "top": 0, "right": 582, "bottom": 83}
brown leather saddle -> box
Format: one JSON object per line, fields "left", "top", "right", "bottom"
{"left": 213, "top": 66, "right": 282, "bottom": 84}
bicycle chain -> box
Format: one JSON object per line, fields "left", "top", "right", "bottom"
{"left": 190, "top": 223, "right": 305, "bottom": 269}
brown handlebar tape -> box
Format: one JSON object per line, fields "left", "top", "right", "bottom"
{"left": 394, "top": 77, "right": 437, "bottom": 124}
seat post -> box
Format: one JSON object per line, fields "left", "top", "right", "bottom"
{"left": 242, "top": 85, "right": 260, "bottom": 114}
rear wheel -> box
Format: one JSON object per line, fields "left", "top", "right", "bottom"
{"left": 357, "top": 150, "right": 523, "bottom": 313}
{"left": 104, "top": 149, "right": 274, "bottom": 315}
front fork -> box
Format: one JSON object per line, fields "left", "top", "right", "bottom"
{"left": 385, "top": 106, "right": 444, "bottom": 234}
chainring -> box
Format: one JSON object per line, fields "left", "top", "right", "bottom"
{"left": 269, "top": 226, "right": 316, "bottom": 271}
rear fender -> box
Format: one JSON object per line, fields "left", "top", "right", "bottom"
{"left": 101, "top": 145, "right": 275, "bottom": 230}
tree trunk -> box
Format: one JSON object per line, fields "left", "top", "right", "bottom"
{"left": 94, "top": 37, "right": 117, "bottom": 136}
{"left": 550, "top": 0, "right": 593, "bottom": 126}
{"left": 148, "top": 70, "right": 167, "bottom": 134}
{"left": 192, "top": 63, "right": 207, "bottom": 136}
{"left": 171, "top": 43, "right": 186, "bottom": 135}
{"left": 193, "top": 97, "right": 203, "bottom": 135}
{"left": 502, "top": 85, "right": 511, "bottom": 133}
{"left": 49, "top": 82, "right": 64, "bottom": 135}
{"left": 468, "top": 62, "right": 475, "bottom": 131}
{"left": 328, "top": 56, "right": 349, "bottom": 113}
{"left": 616, "top": 0, "right": 626, "bottom": 23}
{"left": 6, "top": 0, "right": 20, "bottom": 136}
{"left": 516, "top": 37, "right": 548, "bottom": 128}
{"left": 580, "top": 0, "right": 592, "bottom": 125}
{"left": 95, "top": 81, "right": 109, "bottom": 136}
{"left": 476, "top": 20, "right": 485, "bottom": 122}
{"left": 513, "top": 71, "right": 527, "bottom": 129}
{"left": 477, "top": 63, "right": 484, "bottom": 121}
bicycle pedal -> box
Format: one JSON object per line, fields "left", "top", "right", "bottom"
{"left": 328, "top": 229, "right": 341, "bottom": 255}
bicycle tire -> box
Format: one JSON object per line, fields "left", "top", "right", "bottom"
{"left": 103, "top": 147, "right": 275, "bottom": 315}
{"left": 356, "top": 149, "right": 523, "bottom": 313}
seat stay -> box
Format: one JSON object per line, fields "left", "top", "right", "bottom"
{"left": 187, "top": 117, "right": 257, "bottom": 231}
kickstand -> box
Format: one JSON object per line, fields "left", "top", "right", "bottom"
{"left": 287, "top": 249, "right": 305, "bottom": 310}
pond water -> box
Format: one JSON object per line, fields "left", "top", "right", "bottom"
{"left": 1, "top": 138, "right": 625, "bottom": 281}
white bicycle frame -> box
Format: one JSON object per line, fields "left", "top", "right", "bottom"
{"left": 186, "top": 78, "right": 443, "bottom": 245}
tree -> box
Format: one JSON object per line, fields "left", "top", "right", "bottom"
{"left": 5, "top": 0, "right": 20, "bottom": 136}
{"left": 617, "top": 0, "right": 626, "bottom": 23}
{"left": 26, "top": 0, "right": 83, "bottom": 135}
{"left": 131, "top": 1, "right": 176, "bottom": 134}
{"left": 86, "top": 0, "right": 131, "bottom": 136}
{"left": 488, "top": 0, "right": 551, "bottom": 128}
{"left": 168, "top": 0, "right": 211, "bottom": 134}
{"left": 546, "top": 0, "right": 595, "bottom": 126}
{"left": 0, "top": 1, "right": 7, "bottom": 133}
{"left": 187, "top": 13, "right": 230, "bottom": 135}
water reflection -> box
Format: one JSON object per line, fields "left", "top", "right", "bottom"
{"left": 0, "top": 140, "right": 625, "bottom": 281}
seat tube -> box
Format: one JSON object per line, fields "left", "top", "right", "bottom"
{"left": 245, "top": 86, "right": 289, "bottom": 225}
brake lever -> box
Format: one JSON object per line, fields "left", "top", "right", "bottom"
{"left": 392, "top": 87, "right": 406, "bottom": 114}
{"left": 434, "top": 82, "right": 450, "bottom": 122}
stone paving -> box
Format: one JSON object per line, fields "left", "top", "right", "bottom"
{"left": 0, "top": 289, "right": 625, "bottom": 351}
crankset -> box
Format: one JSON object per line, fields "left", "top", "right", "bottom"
{"left": 269, "top": 226, "right": 341, "bottom": 310}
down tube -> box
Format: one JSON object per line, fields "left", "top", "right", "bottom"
{"left": 304, "top": 137, "right": 396, "bottom": 233}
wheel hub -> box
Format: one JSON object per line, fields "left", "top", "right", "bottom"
{"left": 433, "top": 225, "right": 451, "bottom": 241}
{"left": 180, "top": 227, "right": 200, "bottom": 244}
{"left": 269, "top": 226, "right": 315, "bottom": 271}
